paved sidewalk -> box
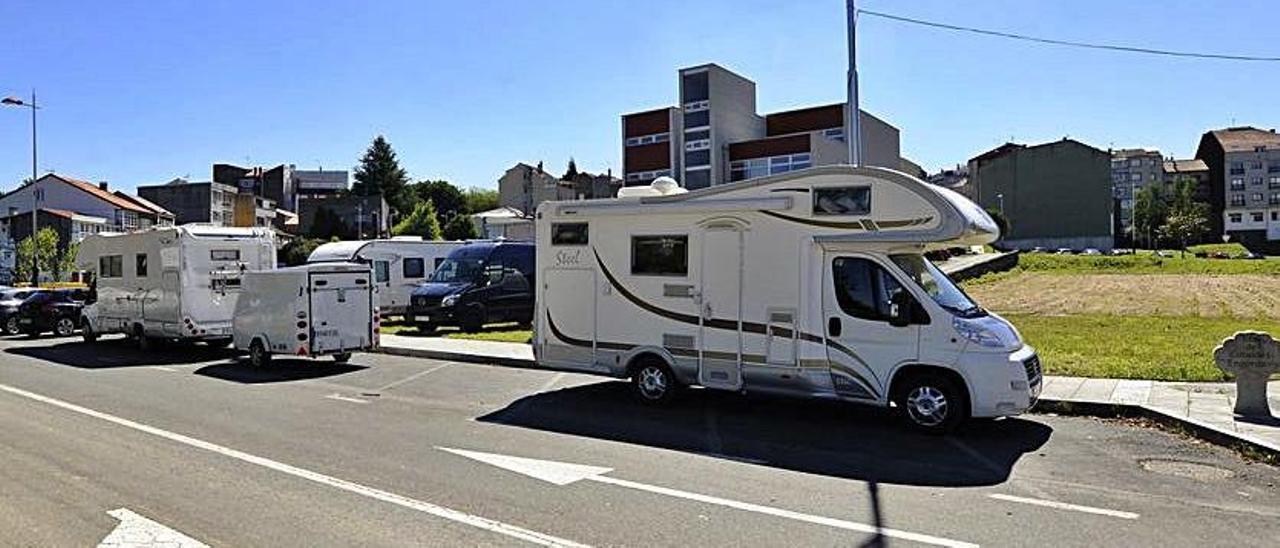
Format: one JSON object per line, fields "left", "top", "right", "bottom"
{"left": 376, "top": 335, "right": 1280, "bottom": 455}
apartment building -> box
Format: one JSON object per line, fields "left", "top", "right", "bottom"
{"left": 1195, "top": 126, "right": 1280, "bottom": 251}
{"left": 138, "top": 179, "right": 238, "bottom": 226}
{"left": 621, "top": 63, "right": 904, "bottom": 189}
{"left": 1111, "top": 148, "right": 1162, "bottom": 239}
{"left": 498, "top": 163, "right": 576, "bottom": 216}
{"left": 292, "top": 168, "right": 348, "bottom": 205}
{"left": 0, "top": 174, "right": 171, "bottom": 236}
{"left": 966, "top": 139, "right": 1113, "bottom": 251}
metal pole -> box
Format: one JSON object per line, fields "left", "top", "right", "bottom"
{"left": 846, "top": 0, "right": 862, "bottom": 167}
{"left": 29, "top": 90, "right": 38, "bottom": 286}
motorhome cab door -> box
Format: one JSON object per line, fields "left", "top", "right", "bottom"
{"left": 309, "top": 272, "right": 372, "bottom": 354}
{"left": 821, "top": 253, "right": 920, "bottom": 401}
{"left": 698, "top": 226, "right": 744, "bottom": 391}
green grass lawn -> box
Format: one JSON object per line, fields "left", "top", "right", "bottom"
{"left": 1012, "top": 252, "right": 1280, "bottom": 275}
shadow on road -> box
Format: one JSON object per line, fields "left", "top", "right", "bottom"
{"left": 194, "top": 360, "right": 368, "bottom": 384}
{"left": 479, "top": 382, "right": 1052, "bottom": 487}
{"left": 5, "top": 338, "right": 239, "bottom": 368}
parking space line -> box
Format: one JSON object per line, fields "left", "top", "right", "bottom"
{"left": 374, "top": 362, "right": 452, "bottom": 393}
{"left": 325, "top": 394, "right": 370, "bottom": 404}
{"left": 988, "top": 493, "right": 1140, "bottom": 519}
{"left": 152, "top": 366, "right": 180, "bottom": 372}
{"left": 0, "top": 381, "right": 589, "bottom": 547}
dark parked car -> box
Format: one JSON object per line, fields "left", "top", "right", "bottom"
{"left": 0, "top": 288, "right": 48, "bottom": 335}
{"left": 407, "top": 240, "right": 535, "bottom": 333}
{"left": 16, "top": 288, "right": 88, "bottom": 337}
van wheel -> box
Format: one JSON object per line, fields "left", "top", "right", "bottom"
{"left": 4, "top": 317, "right": 19, "bottom": 336}
{"left": 459, "top": 306, "right": 485, "bottom": 333}
{"left": 81, "top": 319, "right": 98, "bottom": 343}
{"left": 54, "top": 317, "right": 76, "bottom": 337}
{"left": 249, "top": 339, "right": 272, "bottom": 368}
{"left": 332, "top": 352, "right": 352, "bottom": 364}
{"left": 632, "top": 358, "right": 678, "bottom": 404}
{"left": 894, "top": 372, "right": 968, "bottom": 434}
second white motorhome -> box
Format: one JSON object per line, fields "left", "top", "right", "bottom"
{"left": 76, "top": 225, "right": 277, "bottom": 347}
{"left": 534, "top": 166, "right": 1040, "bottom": 433}
{"left": 307, "top": 238, "right": 466, "bottom": 316}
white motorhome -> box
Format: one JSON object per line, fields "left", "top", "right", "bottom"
{"left": 233, "top": 263, "right": 378, "bottom": 367}
{"left": 534, "top": 166, "right": 1040, "bottom": 433}
{"left": 307, "top": 238, "right": 466, "bottom": 315}
{"left": 76, "top": 225, "right": 276, "bottom": 347}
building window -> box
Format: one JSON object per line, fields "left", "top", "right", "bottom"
{"left": 551, "top": 223, "right": 589, "bottom": 246}
{"left": 1129, "top": 159, "right": 1142, "bottom": 167}
{"left": 1253, "top": 177, "right": 1264, "bottom": 186}
{"left": 684, "top": 139, "right": 711, "bottom": 152}
{"left": 1231, "top": 178, "right": 1245, "bottom": 190}
{"left": 685, "top": 149, "right": 711, "bottom": 167}
{"left": 683, "top": 169, "right": 711, "bottom": 190}
{"left": 823, "top": 128, "right": 846, "bottom": 142}
{"left": 625, "top": 169, "right": 671, "bottom": 183}
{"left": 1271, "top": 193, "right": 1280, "bottom": 206}
{"left": 1230, "top": 162, "right": 1245, "bottom": 175}
{"left": 683, "top": 100, "right": 709, "bottom": 113}
{"left": 1252, "top": 212, "right": 1265, "bottom": 223}
{"left": 1250, "top": 161, "right": 1264, "bottom": 170}
{"left": 1273, "top": 211, "right": 1279, "bottom": 222}
{"left": 685, "top": 129, "right": 710, "bottom": 142}
{"left": 814, "top": 187, "right": 872, "bottom": 216}
{"left": 1231, "top": 194, "right": 1246, "bottom": 206}
{"left": 403, "top": 257, "right": 425, "bottom": 279}
{"left": 1229, "top": 213, "right": 1243, "bottom": 223}
{"left": 683, "top": 110, "right": 709, "bottom": 129}
{"left": 99, "top": 255, "right": 123, "bottom": 278}
{"left": 729, "top": 153, "right": 811, "bottom": 181}
{"left": 135, "top": 254, "right": 148, "bottom": 277}
{"left": 1129, "top": 173, "right": 1141, "bottom": 181}
{"left": 631, "top": 235, "right": 688, "bottom": 276}
{"left": 625, "top": 133, "right": 670, "bottom": 147}
{"left": 1253, "top": 193, "right": 1265, "bottom": 203}
{"left": 1270, "top": 176, "right": 1280, "bottom": 188}
{"left": 1269, "top": 163, "right": 1280, "bottom": 174}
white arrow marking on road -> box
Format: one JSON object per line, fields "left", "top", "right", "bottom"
{"left": 439, "top": 447, "right": 978, "bottom": 548}
{"left": 99, "top": 508, "right": 208, "bottom": 547}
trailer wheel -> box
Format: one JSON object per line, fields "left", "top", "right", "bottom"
{"left": 632, "top": 357, "right": 678, "bottom": 405}
{"left": 248, "top": 339, "right": 272, "bottom": 368}
{"left": 332, "top": 352, "right": 352, "bottom": 364}
{"left": 893, "top": 372, "right": 968, "bottom": 435}
{"left": 81, "top": 318, "right": 98, "bottom": 343}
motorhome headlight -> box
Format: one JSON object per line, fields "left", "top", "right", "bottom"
{"left": 953, "top": 316, "right": 1021, "bottom": 349}
{"left": 441, "top": 294, "right": 459, "bottom": 307}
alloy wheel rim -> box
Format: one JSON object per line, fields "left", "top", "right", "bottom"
{"left": 57, "top": 318, "right": 74, "bottom": 335}
{"left": 906, "top": 386, "right": 948, "bottom": 426}
{"left": 639, "top": 367, "right": 667, "bottom": 399}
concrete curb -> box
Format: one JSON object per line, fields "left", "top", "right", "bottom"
{"left": 377, "top": 345, "right": 537, "bottom": 370}
{"left": 1036, "top": 398, "right": 1280, "bottom": 462}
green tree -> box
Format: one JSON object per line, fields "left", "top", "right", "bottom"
{"left": 409, "top": 180, "right": 466, "bottom": 220}
{"left": 279, "top": 238, "right": 324, "bottom": 267}
{"left": 1159, "top": 179, "right": 1211, "bottom": 257}
{"left": 1132, "top": 185, "right": 1167, "bottom": 249}
{"left": 563, "top": 157, "right": 579, "bottom": 181}
{"left": 56, "top": 241, "right": 78, "bottom": 282}
{"left": 352, "top": 135, "right": 411, "bottom": 214}
{"left": 392, "top": 199, "right": 443, "bottom": 240}
{"left": 463, "top": 187, "right": 499, "bottom": 214}
{"left": 442, "top": 213, "right": 478, "bottom": 241}
{"left": 15, "top": 227, "right": 59, "bottom": 284}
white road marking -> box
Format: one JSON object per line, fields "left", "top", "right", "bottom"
{"left": 0, "top": 383, "right": 588, "bottom": 548}
{"left": 440, "top": 447, "right": 977, "bottom": 548}
{"left": 152, "top": 366, "right": 180, "bottom": 373}
{"left": 374, "top": 362, "right": 451, "bottom": 392}
{"left": 100, "top": 508, "right": 208, "bottom": 547}
{"left": 536, "top": 372, "right": 565, "bottom": 393}
{"left": 988, "top": 493, "right": 1140, "bottom": 520}
{"left": 324, "top": 393, "right": 369, "bottom": 404}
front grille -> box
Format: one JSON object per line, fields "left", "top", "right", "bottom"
{"left": 1023, "top": 355, "right": 1042, "bottom": 387}
{"left": 413, "top": 295, "right": 442, "bottom": 308}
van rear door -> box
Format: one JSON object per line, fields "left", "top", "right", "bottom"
{"left": 309, "top": 270, "right": 373, "bottom": 354}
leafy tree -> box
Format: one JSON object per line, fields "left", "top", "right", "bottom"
{"left": 392, "top": 199, "right": 443, "bottom": 240}
{"left": 463, "top": 187, "right": 499, "bottom": 214}
{"left": 279, "top": 238, "right": 324, "bottom": 267}
{"left": 442, "top": 213, "right": 478, "bottom": 241}
{"left": 563, "top": 157, "right": 579, "bottom": 181}
{"left": 309, "top": 206, "right": 350, "bottom": 240}
{"left": 984, "top": 208, "right": 1010, "bottom": 240}
{"left": 55, "top": 241, "right": 78, "bottom": 282}
{"left": 1132, "top": 185, "right": 1167, "bottom": 250}
{"left": 352, "top": 135, "right": 411, "bottom": 214}
{"left": 15, "top": 227, "right": 58, "bottom": 284}
{"left": 409, "top": 180, "right": 466, "bottom": 220}
{"left": 1158, "top": 179, "right": 1211, "bottom": 257}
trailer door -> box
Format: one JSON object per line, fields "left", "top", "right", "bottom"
{"left": 309, "top": 271, "right": 373, "bottom": 354}
{"left": 698, "top": 227, "right": 744, "bottom": 391}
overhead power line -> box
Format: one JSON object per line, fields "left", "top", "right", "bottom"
{"left": 858, "top": 8, "right": 1280, "bottom": 62}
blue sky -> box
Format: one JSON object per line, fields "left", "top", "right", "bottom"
{"left": 1, "top": 0, "right": 1277, "bottom": 193}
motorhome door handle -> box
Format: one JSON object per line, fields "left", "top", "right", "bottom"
{"left": 828, "top": 317, "right": 842, "bottom": 337}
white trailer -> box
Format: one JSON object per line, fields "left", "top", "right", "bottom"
{"left": 535, "top": 166, "right": 1040, "bottom": 433}
{"left": 76, "top": 225, "right": 276, "bottom": 347}
{"left": 307, "top": 238, "right": 467, "bottom": 316}
{"left": 233, "top": 263, "right": 378, "bottom": 367}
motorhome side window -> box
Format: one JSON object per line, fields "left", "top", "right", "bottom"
{"left": 832, "top": 257, "right": 905, "bottom": 322}
{"left": 99, "top": 255, "right": 123, "bottom": 278}
{"left": 374, "top": 260, "right": 389, "bottom": 283}
{"left": 631, "top": 235, "right": 688, "bottom": 276}
{"left": 211, "top": 249, "right": 240, "bottom": 261}
{"left": 814, "top": 186, "right": 871, "bottom": 216}
{"left": 403, "top": 258, "right": 425, "bottom": 279}
{"left": 135, "top": 254, "right": 148, "bottom": 277}
{"left": 551, "top": 223, "right": 589, "bottom": 245}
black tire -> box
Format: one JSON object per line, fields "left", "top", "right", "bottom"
{"left": 459, "top": 305, "right": 485, "bottom": 333}
{"left": 249, "top": 339, "right": 272, "bottom": 368}
{"left": 4, "top": 317, "right": 19, "bottom": 336}
{"left": 332, "top": 352, "right": 352, "bottom": 364}
{"left": 631, "top": 357, "right": 679, "bottom": 405}
{"left": 81, "top": 319, "right": 98, "bottom": 343}
{"left": 54, "top": 316, "right": 76, "bottom": 337}
{"left": 893, "top": 372, "right": 969, "bottom": 434}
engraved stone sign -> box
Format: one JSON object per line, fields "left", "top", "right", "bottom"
{"left": 1213, "top": 331, "right": 1280, "bottom": 417}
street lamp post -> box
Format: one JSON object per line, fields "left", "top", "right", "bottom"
{"left": 996, "top": 193, "right": 1005, "bottom": 214}
{"left": 2, "top": 91, "right": 40, "bottom": 286}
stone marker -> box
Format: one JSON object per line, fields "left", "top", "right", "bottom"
{"left": 1213, "top": 331, "right": 1280, "bottom": 417}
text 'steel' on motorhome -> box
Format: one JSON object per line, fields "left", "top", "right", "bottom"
{"left": 534, "top": 165, "right": 1039, "bottom": 433}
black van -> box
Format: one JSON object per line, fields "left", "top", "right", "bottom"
{"left": 407, "top": 240, "right": 535, "bottom": 333}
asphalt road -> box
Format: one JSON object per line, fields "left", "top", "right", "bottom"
{"left": 0, "top": 334, "right": 1277, "bottom": 547}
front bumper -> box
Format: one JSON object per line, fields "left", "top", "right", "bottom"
{"left": 405, "top": 305, "right": 457, "bottom": 325}
{"left": 961, "top": 345, "right": 1041, "bottom": 418}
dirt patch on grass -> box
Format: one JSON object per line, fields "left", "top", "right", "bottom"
{"left": 968, "top": 273, "right": 1280, "bottom": 319}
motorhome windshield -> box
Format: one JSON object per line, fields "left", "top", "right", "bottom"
{"left": 889, "top": 254, "right": 984, "bottom": 318}
{"left": 430, "top": 258, "right": 485, "bottom": 283}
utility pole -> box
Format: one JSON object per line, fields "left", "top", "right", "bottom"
{"left": 3, "top": 90, "right": 40, "bottom": 285}
{"left": 845, "top": 0, "right": 863, "bottom": 167}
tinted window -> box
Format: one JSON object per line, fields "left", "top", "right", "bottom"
{"left": 683, "top": 110, "right": 709, "bottom": 128}
{"left": 552, "top": 223, "right": 589, "bottom": 246}
{"left": 135, "top": 253, "right": 148, "bottom": 277}
{"left": 685, "top": 129, "right": 710, "bottom": 141}
{"left": 403, "top": 258, "right": 425, "bottom": 279}
{"left": 374, "top": 260, "right": 390, "bottom": 283}
{"left": 685, "top": 149, "right": 710, "bottom": 167}
{"left": 99, "top": 255, "right": 123, "bottom": 278}
{"left": 632, "top": 236, "right": 688, "bottom": 276}
{"left": 814, "top": 187, "right": 871, "bottom": 216}
{"left": 832, "top": 257, "right": 905, "bottom": 322}
{"left": 684, "top": 170, "right": 711, "bottom": 190}
{"left": 211, "top": 249, "right": 240, "bottom": 261}
{"left": 681, "top": 71, "right": 709, "bottom": 102}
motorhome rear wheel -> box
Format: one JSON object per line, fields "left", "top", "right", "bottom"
{"left": 632, "top": 358, "right": 678, "bottom": 404}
